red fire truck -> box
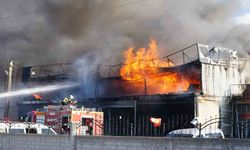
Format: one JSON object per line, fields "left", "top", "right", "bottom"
{"left": 35, "top": 105, "right": 103, "bottom": 136}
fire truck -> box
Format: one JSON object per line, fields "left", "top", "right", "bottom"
{"left": 35, "top": 105, "right": 103, "bottom": 136}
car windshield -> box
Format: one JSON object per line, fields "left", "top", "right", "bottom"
{"left": 167, "top": 133, "right": 193, "bottom": 138}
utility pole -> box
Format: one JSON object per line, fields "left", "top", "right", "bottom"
{"left": 4, "top": 60, "right": 14, "bottom": 119}
{"left": 7, "top": 60, "right": 14, "bottom": 92}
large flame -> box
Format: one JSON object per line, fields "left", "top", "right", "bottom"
{"left": 120, "top": 39, "right": 190, "bottom": 94}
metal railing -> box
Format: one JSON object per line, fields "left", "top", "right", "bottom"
{"left": 104, "top": 114, "right": 193, "bottom": 136}
{"left": 97, "top": 43, "right": 200, "bottom": 78}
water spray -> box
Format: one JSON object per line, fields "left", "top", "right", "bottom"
{"left": 0, "top": 82, "right": 80, "bottom": 99}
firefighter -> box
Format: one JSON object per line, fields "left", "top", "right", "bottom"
{"left": 61, "top": 97, "right": 69, "bottom": 105}
{"left": 89, "top": 122, "right": 93, "bottom": 135}
{"left": 61, "top": 95, "right": 76, "bottom": 105}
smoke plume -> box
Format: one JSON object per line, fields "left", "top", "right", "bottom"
{"left": 0, "top": 0, "right": 249, "bottom": 94}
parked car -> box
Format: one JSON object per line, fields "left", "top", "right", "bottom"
{"left": 0, "top": 122, "right": 57, "bottom": 134}
{"left": 166, "top": 128, "right": 225, "bottom": 138}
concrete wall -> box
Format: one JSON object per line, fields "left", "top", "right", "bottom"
{"left": 196, "top": 96, "right": 219, "bottom": 124}
{"left": 0, "top": 134, "right": 72, "bottom": 150}
{"left": 0, "top": 134, "right": 250, "bottom": 150}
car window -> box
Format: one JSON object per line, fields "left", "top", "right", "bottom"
{"left": 167, "top": 133, "right": 193, "bottom": 138}
{"left": 26, "top": 128, "right": 37, "bottom": 134}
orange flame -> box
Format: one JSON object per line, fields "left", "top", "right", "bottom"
{"left": 150, "top": 117, "right": 161, "bottom": 127}
{"left": 120, "top": 39, "right": 190, "bottom": 94}
{"left": 32, "top": 94, "right": 43, "bottom": 100}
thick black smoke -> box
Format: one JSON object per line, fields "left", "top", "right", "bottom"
{"left": 0, "top": 0, "right": 249, "bottom": 93}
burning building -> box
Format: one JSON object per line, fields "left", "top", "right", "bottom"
{"left": 94, "top": 41, "right": 246, "bottom": 137}
{"left": 18, "top": 40, "right": 247, "bottom": 137}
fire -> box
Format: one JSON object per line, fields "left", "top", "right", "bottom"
{"left": 120, "top": 39, "right": 190, "bottom": 94}
{"left": 32, "top": 94, "right": 43, "bottom": 100}
{"left": 150, "top": 117, "right": 161, "bottom": 127}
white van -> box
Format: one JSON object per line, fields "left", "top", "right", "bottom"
{"left": 0, "top": 122, "right": 57, "bottom": 134}
{"left": 166, "top": 128, "right": 225, "bottom": 138}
